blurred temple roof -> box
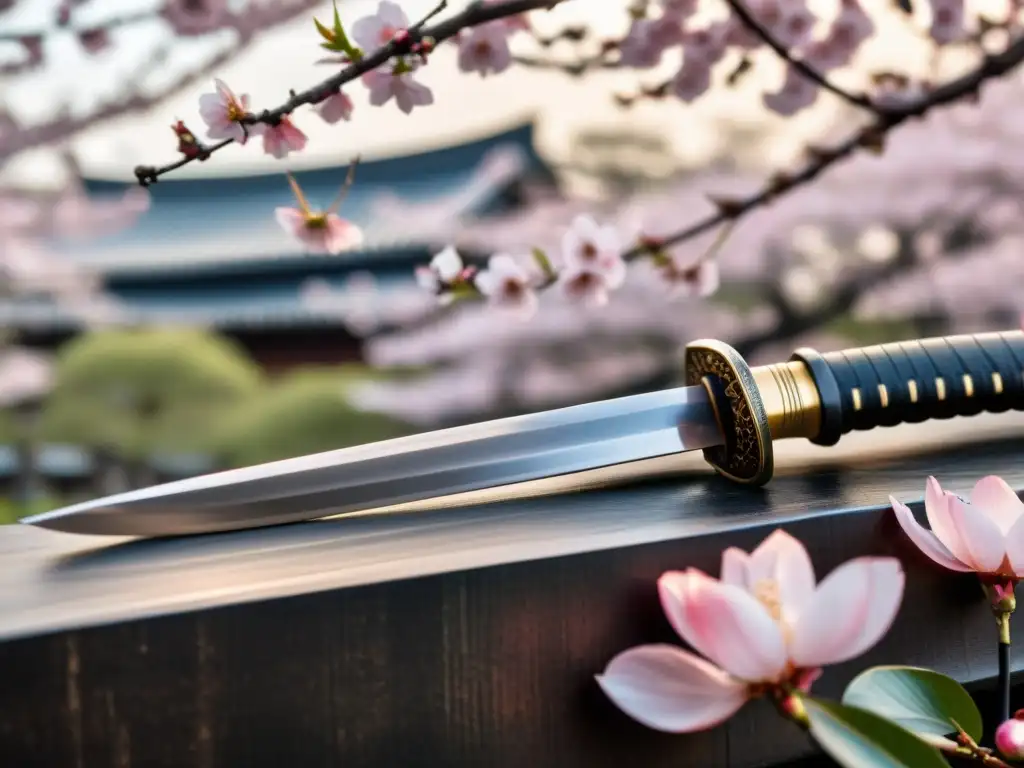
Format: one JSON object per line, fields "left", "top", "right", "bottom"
{"left": 68, "top": 118, "right": 551, "bottom": 273}
{"left": 7, "top": 119, "right": 557, "bottom": 334}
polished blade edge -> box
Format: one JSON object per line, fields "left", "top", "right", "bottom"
{"left": 22, "top": 384, "right": 722, "bottom": 537}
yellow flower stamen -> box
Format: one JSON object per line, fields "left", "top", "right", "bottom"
{"left": 303, "top": 212, "right": 329, "bottom": 229}
{"left": 226, "top": 100, "right": 247, "bottom": 123}
{"left": 752, "top": 578, "right": 783, "bottom": 622}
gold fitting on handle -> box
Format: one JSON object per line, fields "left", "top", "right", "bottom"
{"left": 750, "top": 361, "right": 823, "bottom": 442}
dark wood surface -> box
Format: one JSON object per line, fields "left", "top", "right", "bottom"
{"left": 3, "top": 413, "right": 1024, "bottom": 767}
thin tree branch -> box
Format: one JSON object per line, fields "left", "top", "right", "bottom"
{"left": 0, "top": 0, "right": 330, "bottom": 165}
{"left": 133, "top": 0, "right": 567, "bottom": 183}
{"left": 411, "top": 32, "right": 1024, "bottom": 310}
{"left": 720, "top": 0, "right": 877, "bottom": 111}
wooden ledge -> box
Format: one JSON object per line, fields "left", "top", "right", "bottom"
{"left": 1, "top": 413, "right": 1023, "bottom": 767}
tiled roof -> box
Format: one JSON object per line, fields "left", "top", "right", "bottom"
{"left": 62, "top": 122, "right": 547, "bottom": 276}
{"left": 0, "top": 269, "right": 433, "bottom": 331}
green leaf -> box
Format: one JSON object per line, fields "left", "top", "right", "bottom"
{"left": 842, "top": 666, "right": 982, "bottom": 743}
{"left": 531, "top": 247, "right": 556, "bottom": 280}
{"left": 803, "top": 698, "right": 950, "bottom": 768}
{"left": 313, "top": 16, "right": 335, "bottom": 43}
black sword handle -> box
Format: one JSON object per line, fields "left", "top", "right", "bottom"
{"left": 792, "top": 331, "right": 1024, "bottom": 446}
{"left": 683, "top": 330, "right": 1024, "bottom": 487}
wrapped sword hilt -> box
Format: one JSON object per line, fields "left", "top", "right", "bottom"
{"left": 684, "top": 330, "right": 1024, "bottom": 487}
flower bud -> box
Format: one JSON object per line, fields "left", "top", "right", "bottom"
{"left": 995, "top": 711, "right": 1024, "bottom": 759}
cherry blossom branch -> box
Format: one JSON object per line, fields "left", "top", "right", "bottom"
{"left": 418, "top": 32, "right": 1024, "bottom": 312}
{"left": 633, "top": 32, "right": 1024, "bottom": 255}
{"left": 133, "top": 0, "right": 566, "bottom": 184}
{"left": 720, "top": 0, "right": 875, "bottom": 111}
{"left": 0, "top": 0, "right": 330, "bottom": 164}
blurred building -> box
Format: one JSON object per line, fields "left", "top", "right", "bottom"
{"left": 17, "top": 119, "right": 558, "bottom": 372}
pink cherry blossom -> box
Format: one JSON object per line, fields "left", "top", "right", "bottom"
{"left": 763, "top": 66, "right": 819, "bottom": 115}
{"left": 661, "top": 0, "right": 699, "bottom": 20}
{"left": 276, "top": 208, "right": 362, "bottom": 254}
{"left": 475, "top": 254, "right": 539, "bottom": 319}
{"left": 681, "top": 22, "right": 730, "bottom": 66}
{"left": 772, "top": 0, "right": 816, "bottom": 48}
{"left": 198, "top": 79, "right": 262, "bottom": 144}
{"left": 671, "top": 60, "right": 712, "bottom": 102}
{"left": 362, "top": 69, "right": 434, "bottom": 114}
{"left": 928, "top": 0, "right": 965, "bottom": 43}
{"left": 458, "top": 23, "right": 514, "bottom": 76}
{"left": 161, "top": 0, "right": 230, "bottom": 36}
{"left": 661, "top": 258, "right": 720, "bottom": 298}
{"left": 352, "top": 0, "right": 409, "bottom": 53}
{"left": 891, "top": 475, "right": 1024, "bottom": 577}
{"left": 810, "top": 0, "right": 874, "bottom": 70}
{"left": 317, "top": 91, "right": 354, "bottom": 124}
{"left": 416, "top": 246, "right": 464, "bottom": 295}
{"left": 618, "top": 17, "right": 683, "bottom": 68}
{"left": 275, "top": 172, "right": 362, "bottom": 254}
{"left": 262, "top": 116, "right": 307, "bottom": 159}
{"left": 597, "top": 530, "right": 904, "bottom": 733}
{"left": 561, "top": 214, "right": 626, "bottom": 287}
{"left": 558, "top": 268, "right": 616, "bottom": 307}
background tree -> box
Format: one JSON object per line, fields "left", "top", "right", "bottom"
{"left": 210, "top": 366, "right": 411, "bottom": 467}
{"left": 40, "top": 327, "right": 264, "bottom": 488}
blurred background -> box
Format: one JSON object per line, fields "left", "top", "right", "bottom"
{"left": 1, "top": 0, "right": 1022, "bottom": 523}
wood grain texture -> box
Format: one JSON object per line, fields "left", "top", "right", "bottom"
{"left": 2, "top": 412, "right": 1024, "bottom": 767}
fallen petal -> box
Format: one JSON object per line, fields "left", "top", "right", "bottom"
{"left": 596, "top": 644, "right": 748, "bottom": 733}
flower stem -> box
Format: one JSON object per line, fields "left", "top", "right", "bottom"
{"left": 998, "top": 613, "right": 1011, "bottom": 724}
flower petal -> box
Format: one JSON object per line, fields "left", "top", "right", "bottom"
{"left": 658, "top": 569, "right": 788, "bottom": 682}
{"left": 720, "top": 547, "right": 750, "bottom": 588}
{"left": 790, "top": 557, "right": 904, "bottom": 667}
{"left": 970, "top": 476, "right": 1024, "bottom": 534}
{"left": 596, "top": 644, "right": 748, "bottom": 733}
{"left": 946, "top": 495, "right": 1005, "bottom": 572}
{"left": 746, "top": 529, "right": 817, "bottom": 623}
{"left": 1004, "top": 513, "right": 1024, "bottom": 576}
{"left": 274, "top": 206, "right": 305, "bottom": 236}
{"left": 890, "top": 496, "right": 972, "bottom": 572}
{"left": 924, "top": 476, "right": 971, "bottom": 561}
{"left": 377, "top": 0, "right": 409, "bottom": 29}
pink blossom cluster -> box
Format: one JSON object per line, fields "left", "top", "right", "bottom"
{"left": 414, "top": 214, "right": 719, "bottom": 321}
{"left": 191, "top": 1, "right": 531, "bottom": 162}
{"left": 622, "top": 0, "right": 977, "bottom": 114}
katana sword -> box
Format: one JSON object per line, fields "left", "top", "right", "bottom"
{"left": 22, "top": 330, "right": 1024, "bottom": 538}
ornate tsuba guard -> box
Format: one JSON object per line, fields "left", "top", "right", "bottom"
{"left": 684, "top": 339, "right": 774, "bottom": 485}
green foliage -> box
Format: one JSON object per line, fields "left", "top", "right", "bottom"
{"left": 843, "top": 666, "right": 981, "bottom": 743}
{"left": 40, "top": 328, "right": 264, "bottom": 459}
{"left": 0, "top": 495, "right": 61, "bottom": 525}
{"left": 804, "top": 698, "right": 949, "bottom": 768}
{"left": 211, "top": 366, "right": 412, "bottom": 467}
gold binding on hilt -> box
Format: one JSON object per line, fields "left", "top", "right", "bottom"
{"left": 684, "top": 340, "right": 822, "bottom": 486}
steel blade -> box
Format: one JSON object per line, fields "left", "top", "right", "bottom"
{"left": 22, "top": 384, "right": 722, "bottom": 537}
